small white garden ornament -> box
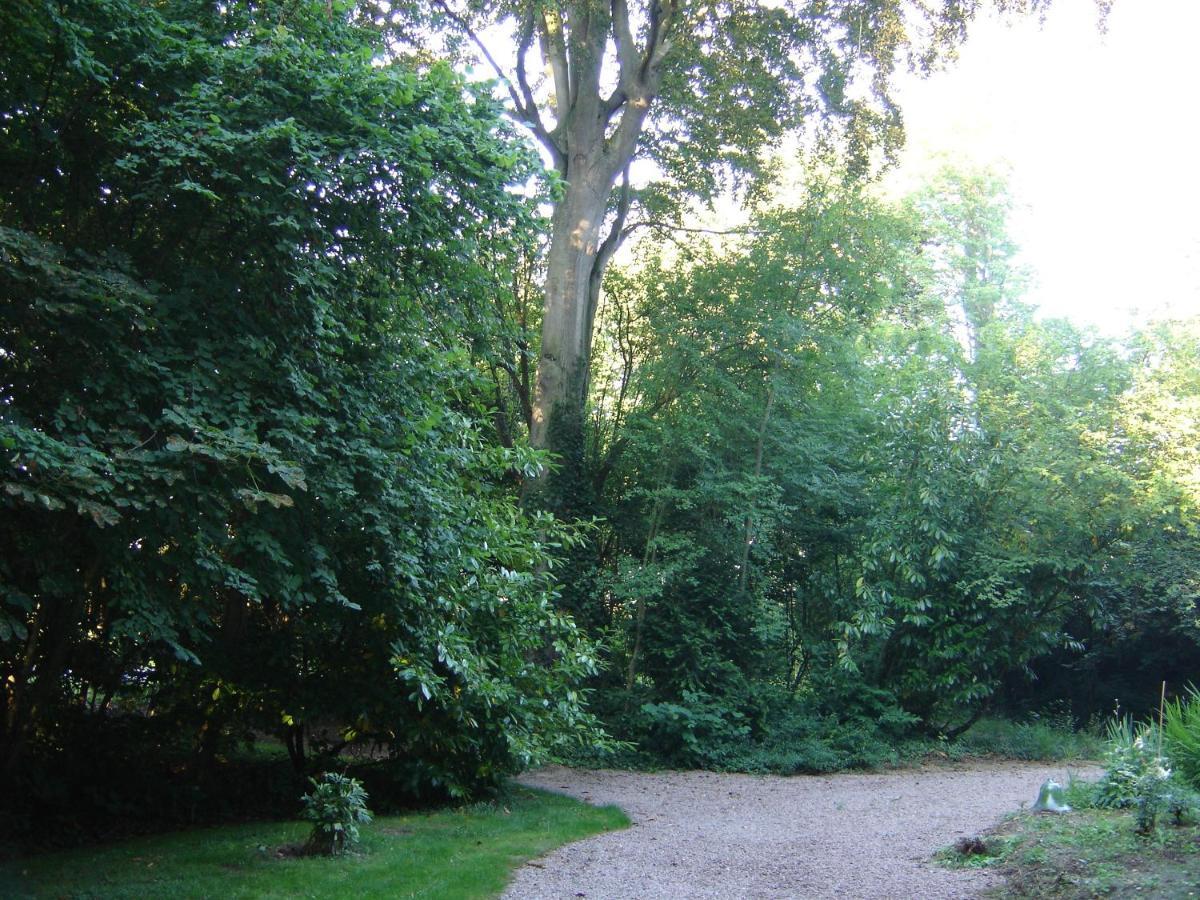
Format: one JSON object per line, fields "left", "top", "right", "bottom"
{"left": 1030, "top": 778, "right": 1071, "bottom": 813}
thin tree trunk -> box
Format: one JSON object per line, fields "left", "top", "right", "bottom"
{"left": 738, "top": 387, "right": 774, "bottom": 595}
{"left": 625, "top": 497, "right": 665, "bottom": 693}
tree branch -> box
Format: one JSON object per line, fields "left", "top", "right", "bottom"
{"left": 429, "top": 0, "right": 523, "bottom": 112}
{"left": 494, "top": 357, "right": 534, "bottom": 429}
{"left": 430, "top": 0, "right": 562, "bottom": 160}
{"left": 611, "top": 0, "right": 641, "bottom": 92}
{"left": 643, "top": 0, "right": 678, "bottom": 78}
{"left": 603, "top": 0, "right": 678, "bottom": 171}
{"left": 514, "top": 8, "right": 541, "bottom": 116}
{"left": 594, "top": 164, "right": 635, "bottom": 280}
{"left": 622, "top": 219, "right": 769, "bottom": 238}
{"left": 602, "top": 87, "right": 628, "bottom": 123}
{"left": 602, "top": 0, "right": 637, "bottom": 125}
{"left": 540, "top": 6, "right": 571, "bottom": 128}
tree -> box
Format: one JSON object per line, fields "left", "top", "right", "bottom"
{"left": 1039, "top": 316, "right": 1200, "bottom": 719}
{"left": 564, "top": 176, "right": 922, "bottom": 752}
{"left": 573, "top": 164, "right": 1173, "bottom": 752}
{"left": 846, "top": 312, "right": 1134, "bottom": 732}
{"left": 405, "top": 0, "right": 1051, "bottom": 471}
{"left": 839, "top": 170, "right": 1143, "bottom": 732}
{"left": 910, "top": 166, "right": 1028, "bottom": 357}
{"left": 0, "top": 0, "right": 600, "bottom": 798}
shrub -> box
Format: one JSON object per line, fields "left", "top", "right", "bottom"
{"left": 1090, "top": 712, "right": 1200, "bottom": 835}
{"left": 1165, "top": 784, "right": 1200, "bottom": 827}
{"left": 611, "top": 684, "right": 913, "bottom": 774}
{"left": 0, "top": 0, "right": 605, "bottom": 808}
{"left": 1130, "top": 770, "right": 1200, "bottom": 835}
{"left": 301, "top": 773, "right": 372, "bottom": 857}
{"left": 955, "top": 716, "right": 1103, "bottom": 761}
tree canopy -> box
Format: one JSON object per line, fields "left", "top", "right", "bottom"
{"left": 0, "top": 0, "right": 601, "bottom": 802}
{"left": 1, "top": 0, "right": 1192, "bottom": 851}
{"left": 394, "top": 0, "right": 1054, "bottom": 471}
{"left": 553, "top": 164, "right": 1200, "bottom": 765}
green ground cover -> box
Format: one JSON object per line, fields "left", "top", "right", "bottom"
{"left": 0, "top": 787, "right": 628, "bottom": 900}
{"left": 937, "top": 783, "right": 1200, "bottom": 898}
{"left": 943, "top": 806, "right": 1200, "bottom": 898}
{"left": 952, "top": 717, "right": 1105, "bottom": 763}
{"left": 559, "top": 715, "right": 1104, "bottom": 775}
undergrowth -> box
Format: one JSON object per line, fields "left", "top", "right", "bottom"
{"left": 953, "top": 716, "right": 1104, "bottom": 762}
{"left": 935, "top": 790, "right": 1200, "bottom": 898}
{"left": 557, "top": 697, "right": 1100, "bottom": 775}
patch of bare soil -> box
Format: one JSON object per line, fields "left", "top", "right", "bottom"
{"left": 504, "top": 761, "right": 1097, "bottom": 899}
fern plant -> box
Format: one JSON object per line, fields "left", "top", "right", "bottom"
{"left": 1162, "top": 685, "right": 1200, "bottom": 790}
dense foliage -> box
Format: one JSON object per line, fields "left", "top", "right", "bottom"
{"left": 1163, "top": 686, "right": 1200, "bottom": 791}
{"left": 2, "top": 0, "right": 1196, "bottom": 855}
{"left": 0, "top": 0, "right": 602, "bottom": 832}
{"left": 554, "top": 168, "right": 1200, "bottom": 767}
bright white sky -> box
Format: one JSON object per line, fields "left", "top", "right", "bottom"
{"left": 886, "top": 0, "right": 1200, "bottom": 336}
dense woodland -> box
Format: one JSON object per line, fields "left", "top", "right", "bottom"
{"left": 2, "top": 0, "right": 1198, "bottom": 848}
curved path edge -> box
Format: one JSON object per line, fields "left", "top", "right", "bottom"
{"left": 504, "top": 760, "right": 1097, "bottom": 899}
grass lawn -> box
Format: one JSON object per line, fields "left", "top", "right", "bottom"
{"left": 0, "top": 786, "right": 628, "bottom": 899}
{"left": 937, "top": 806, "right": 1200, "bottom": 898}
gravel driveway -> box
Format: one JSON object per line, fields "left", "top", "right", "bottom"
{"left": 504, "top": 761, "right": 1093, "bottom": 899}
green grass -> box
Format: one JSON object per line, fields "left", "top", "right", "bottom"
{"left": 0, "top": 786, "right": 628, "bottom": 900}
{"left": 935, "top": 802, "right": 1200, "bottom": 898}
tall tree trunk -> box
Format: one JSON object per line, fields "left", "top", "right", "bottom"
{"left": 528, "top": 175, "right": 610, "bottom": 452}
{"left": 434, "top": 0, "right": 673, "bottom": 473}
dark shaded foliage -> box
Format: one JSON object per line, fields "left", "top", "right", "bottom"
{"left": 0, "top": 0, "right": 602, "bottom": 845}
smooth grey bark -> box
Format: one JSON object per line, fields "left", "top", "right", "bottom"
{"left": 434, "top": 0, "right": 675, "bottom": 464}
{"left": 529, "top": 173, "right": 609, "bottom": 448}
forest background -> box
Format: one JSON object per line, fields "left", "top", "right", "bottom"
{"left": 1, "top": 0, "right": 1197, "bottom": 849}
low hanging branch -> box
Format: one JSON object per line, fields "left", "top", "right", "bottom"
{"left": 622, "top": 219, "right": 772, "bottom": 239}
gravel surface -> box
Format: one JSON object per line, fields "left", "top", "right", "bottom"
{"left": 504, "top": 761, "right": 1095, "bottom": 899}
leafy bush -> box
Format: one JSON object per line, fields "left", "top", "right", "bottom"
{"left": 1095, "top": 717, "right": 1168, "bottom": 810}
{"left": 747, "top": 715, "right": 905, "bottom": 773}
{"left": 1133, "top": 770, "right": 1171, "bottom": 835}
{"left": 1162, "top": 685, "right": 1200, "bottom": 789}
{"left": 1165, "top": 785, "right": 1200, "bottom": 827}
{"left": 1089, "top": 713, "right": 1200, "bottom": 835}
{"left": 637, "top": 691, "right": 752, "bottom": 768}
{"left": 1130, "top": 770, "right": 1199, "bottom": 835}
{"left": 620, "top": 683, "right": 917, "bottom": 774}
{"left": 301, "top": 773, "right": 372, "bottom": 857}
